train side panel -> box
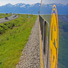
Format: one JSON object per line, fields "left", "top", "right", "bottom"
{"left": 40, "top": 0, "right": 68, "bottom": 68}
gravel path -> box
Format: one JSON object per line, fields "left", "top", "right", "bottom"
{"left": 16, "top": 17, "right": 41, "bottom": 68}
{"left": 0, "top": 15, "right": 18, "bottom": 23}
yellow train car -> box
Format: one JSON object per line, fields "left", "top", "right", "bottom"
{"left": 39, "top": 0, "right": 68, "bottom": 68}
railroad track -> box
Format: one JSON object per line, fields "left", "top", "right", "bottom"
{"left": 16, "top": 16, "right": 49, "bottom": 68}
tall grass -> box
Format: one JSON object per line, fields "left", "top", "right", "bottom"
{"left": 0, "top": 14, "right": 37, "bottom": 68}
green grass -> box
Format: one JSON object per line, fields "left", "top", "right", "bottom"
{"left": 0, "top": 14, "right": 37, "bottom": 68}
{"left": 0, "top": 13, "right": 11, "bottom": 18}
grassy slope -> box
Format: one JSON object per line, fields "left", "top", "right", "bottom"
{"left": 0, "top": 14, "right": 37, "bottom": 68}
{"left": 0, "top": 13, "right": 11, "bottom": 18}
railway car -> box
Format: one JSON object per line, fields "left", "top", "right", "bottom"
{"left": 39, "top": 0, "right": 68, "bottom": 68}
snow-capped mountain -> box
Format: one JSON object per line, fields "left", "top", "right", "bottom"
{"left": 0, "top": 3, "right": 68, "bottom": 14}
{"left": 0, "top": 3, "right": 40, "bottom": 14}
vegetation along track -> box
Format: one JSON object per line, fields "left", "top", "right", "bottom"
{"left": 0, "top": 14, "right": 37, "bottom": 68}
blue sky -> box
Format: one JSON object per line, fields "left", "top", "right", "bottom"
{"left": 0, "top": 0, "right": 41, "bottom": 6}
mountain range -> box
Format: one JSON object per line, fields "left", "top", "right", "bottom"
{"left": 0, "top": 3, "right": 68, "bottom": 14}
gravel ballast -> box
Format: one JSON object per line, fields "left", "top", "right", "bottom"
{"left": 16, "top": 17, "right": 41, "bottom": 68}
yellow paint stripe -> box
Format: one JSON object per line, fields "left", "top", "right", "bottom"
{"left": 39, "top": 23, "right": 44, "bottom": 68}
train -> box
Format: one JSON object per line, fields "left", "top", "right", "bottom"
{"left": 39, "top": 0, "right": 68, "bottom": 68}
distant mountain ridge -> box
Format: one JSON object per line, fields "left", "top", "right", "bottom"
{"left": 0, "top": 3, "right": 68, "bottom": 14}
{"left": 0, "top": 3, "right": 40, "bottom": 14}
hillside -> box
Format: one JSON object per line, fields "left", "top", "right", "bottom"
{"left": 0, "top": 14, "right": 37, "bottom": 68}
